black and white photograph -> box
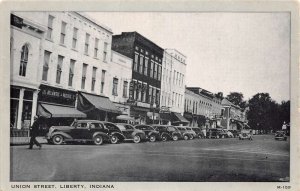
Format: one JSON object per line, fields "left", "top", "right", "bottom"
{"left": 1, "top": 0, "right": 299, "bottom": 190}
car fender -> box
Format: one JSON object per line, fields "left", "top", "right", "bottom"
{"left": 51, "top": 131, "right": 72, "bottom": 140}
{"left": 110, "top": 132, "right": 126, "bottom": 140}
{"left": 132, "top": 131, "right": 146, "bottom": 139}
{"left": 148, "top": 131, "right": 159, "bottom": 138}
{"left": 161, "top": 132, "right": 172, "bottom": 139}
{"left": 93, "top": 132, "right": 110, "bottom": 141}
{"left": 182, "top": 132, "right": 191, "bottom": 138}
{"left": 172, "top": 132, "right": 181, "bottom": 138}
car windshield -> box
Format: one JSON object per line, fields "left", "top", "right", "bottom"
{"left": 105, "top": 123, "right": 119, "bottom": 131}
{"left": 124, "top": 124, "right": 134, "bottom": 130}
{"left": 135, "top": 125, "right": 154, "bottom": 130}
{"left": 168, "top": 126, "right": 176, "bottom": 131}
{"left": 186, "top": 128, "right": 192, "bottom": 130}
{"left": 116, "top": 124, "right": 126, "bottom": 131}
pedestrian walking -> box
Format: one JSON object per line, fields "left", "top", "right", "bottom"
{"left": 28, "top": 116, "right": 42, "bottom": 149}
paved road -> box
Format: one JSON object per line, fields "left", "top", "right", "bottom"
{"left": 10, "top": 135, "right": 289, "bottom": 182}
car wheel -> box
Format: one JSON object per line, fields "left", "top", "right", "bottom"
{"left": 161, "top": 135, "right": 168, "bottom": 142}
{"left": 47, "top": 139, "right": 53, "bottom": 144}
{"left": 190, "top": 135, "right": 194, "bottom": 140}
{"left": 222, "top": 135, "right": 225, "bottom": 139}
{"left": 149, "top": 135, "right": 156, "bottom": 142}
{"left": 183, "top": 135, "right": 189, "bottom": 140}
{"left": 93, "top": 135, "right": 103, "bottom": 145}
{"left": 172, "top": 135, "right": 179, "bottom": 141}
{"left": 133, "top": 135, "right": 141, "bottom": 143}
{"left": 110, "top": 135, "right": 119, "bottom": 144}
{"left": 217, "top": 135, "right": 220, "bottom": 139}
{"left": 52, "top": 135, "right": 64, "bottom": 145}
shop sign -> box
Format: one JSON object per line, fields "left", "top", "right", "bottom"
{"left": 11, "top": 14, "right": 23, "bottom": 29}
{"left": 160, "top": 106, "right": 170, "bottom": 113}
{"left": 38, "top": 85, "right": 76, "bottom": 106}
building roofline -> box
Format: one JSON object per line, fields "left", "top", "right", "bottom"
{"left": 165, "top": 48, "right": 187, "bottom": 58}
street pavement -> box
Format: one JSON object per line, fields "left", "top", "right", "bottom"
{"left": 10, "top": 135, "right": 289, "bottom": 182}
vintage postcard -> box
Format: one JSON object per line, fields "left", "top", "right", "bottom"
{"left": 0, "top": 0, "right": 299, "bottom": 191}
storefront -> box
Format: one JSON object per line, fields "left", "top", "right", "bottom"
{"left": 130, "top": 106, "right": 149, "bottom": 125}
{"left": 77, "top": 92, "right": 121, "bottom": 121}
{"left": 10, "top": 86, "right": 39, "bottom": 137}
{"left": 171, "top": 112, "right": 189, "bottom": 126}
{"left": 37, "top": 84, "right": 86, "bottom": 135}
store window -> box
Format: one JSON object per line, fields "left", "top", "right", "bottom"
{"left": 10, "top": 88, "right": 20, "bottom": 129}
{"left": 22, "top": 90, "right": 33, "bottom": 129}
{"left": 19, "top": 44, "right": 29, "bottom": 77}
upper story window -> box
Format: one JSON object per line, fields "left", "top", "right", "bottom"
{"left": 134, "top": 53, "right": 138, "bottom": 72}
{"left": 139, "top": 55, "right": 144, "bottom": 74}
{"left": 157, "top": 65, "right": 161, "bottom": 81}
{"left": 42, "top": 50, "right": 51, "bottom": 81}
{"left": 91, "top": 67, "right": 97, "bottom": 91}
{"left": 112, "top": 78, "right": 118, "bottom": 96}
{"left": 154, "top": 63, "right": 158, "bottom": 80}
{"left": 103, "top": 42, "right": 108, "bottom": 62}
{"left": 94, "top": 38, "right": 99, "bottom": 58}
{"left": 72, "top": 27, "right": 78, "bottom": 49}
{"left": 68, "top": 59, "right": 75, "bottom": 87}
{"left": 46, "top": 15, "right": 54, "bottom": 40}
{"left": 144, "top": 57, "right": 148, "bottom": 76}
{"left": 56, "top": 55, "right": 64, "bottom": 84}
{"left": 84, "top": 33, "right": 90, "bottom": 55}
{"left": 100, "top": 70, "right": 106, "bottom": 94}
{"left": 150, "top": 61, "right": 154, "bottom": 78}
{"left": 19, "top": 44, "right": 29, "bottom": 77}
{"left": 123, "top": 81, "right": 128, "bottom": 98}
{"left": 60, "top": 21, "right": 67, "bottom": 45}
{"left": 81, "top": 63, "right": 88, "bottom": 89}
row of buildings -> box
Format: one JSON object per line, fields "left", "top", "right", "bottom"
{"left": 10, "top": 12, "right": 247, "bottom": 137}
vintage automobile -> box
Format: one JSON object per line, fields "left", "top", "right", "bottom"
{"left": 115, "top": 123, "right": 146, "bottom": 143}
{"left": 274, "top": 131, "right": 287, "bottom": 141}
{"left": 206, "top": 128, "right": 227, "bottom": 139}
{"left": 185, "top": 127, "right": 198, "bottom": 139}
{"left": 223, "top": 129, "right": 234, "bottom": 138}
{"left": 174, "top": 126, "right": 193, "bottom": 140}
{"left": 46, "top": 120, "right": 111, "bottom": 145}
{"left": 239, "top": 129, "right": 253, "bottom": 140}
{"left": 152, "top": 125, "right": 182, "bottom": 141}
{"left": 191, "top": 127, "right": 204, "bottom": 138}
{"left": 134, "top": 125, "right": 160, "bottom": 142}
{"left": 228, "top": 130, "right": 239, "bottom": 138}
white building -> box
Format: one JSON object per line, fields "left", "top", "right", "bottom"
{"left": 108, "top": 50, "right": 133, "bottom": 118}
{"left": 160, "top": 49, "right": 187, "bottom": 124}
{"left": 10, "top": 13, "right": 46, "bottom": 131}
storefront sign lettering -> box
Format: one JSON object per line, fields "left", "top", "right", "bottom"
{"left": 38, "top": 85, "right": 76, "bottom": 106}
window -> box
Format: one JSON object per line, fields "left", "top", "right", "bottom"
{"left": 137, "top": 82, "right": 141, "bottom": 101}
{"left": 158, "top": 65, "right": 161, "bottom": 81}
{"left": 123, "top": 81, "right": 128, "bottom": 98}
{"left": 68, "top": 59, "right": 75, "bottom": 87}
{"left": 84, "top": 33, "right": 90, "bottom": 55}
{"left": 60, "top": 21, "right": 67, "bottom": 45}
{"left": 148, "top": 86, "right": 152, "bottom": 104}
{"left": 156, "top": 89, "right": 160, "bottom": 105}
{"left": 81, "top": 64, "right": 88, "bottom": 89}
{"left": 42, "top": 50, "right": 51, "bottom": 81}
{"left": 150, "top": 61, "right": 154, "bottom": 78}
{"left": 112, "top": 78, "right": 118, "bottom": 96}
{"left": 91, "top": 67, "right": 97, "bottom": 91}
{"left": 103, "top": 42, "right": 108, "bottom": 62}
{"left": 154, "top": 63, "right": 158, "bottom": 80}
{"left": 72, "top": 28, "right": 78, "bottom": 49}
{"left": 47, "top": 15, "right": 54, "bottom": 40}
{"left": 100, "top": 70, "right": 106, "bottom": 93}
{"left": 94, "top": 38, "right": 99, "bottom": 58}
{"left": 152, "top": 88, "right": 156, "bottom": 105}
{"left": 144, "top": 57, "right": 148, "bottom": 76}
{"left": 19, "top": 44, "right": 29, "bottom": 76}
{"left": 134, "top": 53, "right": 138, "bottom": 72}
{"left": 56, "top": 55, "right": 64, "bottom": 84}
{"left": 139, "top": 55, "right": 144, "bottom": 74}
{"left": 142, "top": 84, "right": 147, "bottom": 102}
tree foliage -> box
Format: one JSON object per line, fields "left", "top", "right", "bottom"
{"left": 226, "top": 92, "right": 247, "bottom": 110}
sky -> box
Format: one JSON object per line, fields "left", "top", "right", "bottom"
{"left": 86, "top": 12, "right": 290, "bottom": 103}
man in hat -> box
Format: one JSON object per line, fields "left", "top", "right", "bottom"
{"left": 28, "top": 116, "right": 42, "bottom": 149}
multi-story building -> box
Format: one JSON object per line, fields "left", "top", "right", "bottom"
{"left": 220, "top": 99, "right": 246, "bottom": 130}
{"left": 160, "top": 49, "right": 187, "bottom": 125}
{"left": 112, "top": 32, "right": 163, "bottom": 124}
{"left": 184, "top": 89, "right": 199, "bottom": 127}
{"left": 10, "top": 12, "right": 121, "bottom": 136}
{"left": 108, "top": 50, "right": 133, "bottom": 121}
{"left": 10, "top": 13, "right": 46, "bottom": 135}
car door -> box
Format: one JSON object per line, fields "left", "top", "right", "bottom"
{"left": 70, "top": 122, "right": 89, "bottom": 139}
{"left": 123, "top": 124, "right": 135, "bottom": 139}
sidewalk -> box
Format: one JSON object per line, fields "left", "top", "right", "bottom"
{"left": 10, "top": 136, "right": 48, "bottom": 145}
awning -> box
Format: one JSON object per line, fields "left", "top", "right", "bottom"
{"left": 37, "top": 104, "right": 87, "bottom": 118}
{"left": 116, "top": 115, "right": 134, "bottom": 121}
{"left": 172, "top": 112, "right": 189, "bottom": 124}
{"left": 78, "top": 92, "right": 121, "bottom": 114}
{"left": 160, "top": 113, "right": 172, "bottom": 121}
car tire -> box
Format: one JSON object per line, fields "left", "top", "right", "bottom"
{"left": 133, "top": 135, "right": 141, "bottom": 143}
{"left": 149, "top": 135, "right": 156, "bottom": 142}
{"left": 161, "top": 135, "right": 168, "bottom": 142}
{"left": 93, "top": 135, "right": 103, "bottom": 145}
{"left": 183, "top": 135, "right": 189, "bottom": 140}
{"left": 217, "top": 135, "right": 220, "bottom": 139}
{"left": 52, "top": 135, "right": 64, "bottom": 145}
{"left": 222, "top": 135, "right": 225, "bottom": 139}
{"left": 190, "top": 135, "right": 194, "bottom": 140}
{"left": 110, "top": 135, "right": 119, "bottom": 144}
{"left": 172, "top": 135, "right": 179, "bottom": 141}
{"left": 47, "top": 139, "right": 53, "bottom": 144}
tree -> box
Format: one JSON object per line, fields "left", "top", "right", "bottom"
{"left": 226, "top": 92, "right": 247, "bottom": 110}
{"left": 215, "top": 92, "right": 224, "bottom": 100}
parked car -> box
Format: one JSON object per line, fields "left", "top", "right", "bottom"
{"left": 239, "top": 129, "right": 253, "bottom": 140}
{"left": 206, "top": 128, "right": 227, "bottom": 139}
{"left": 134, "top": 125, "right": 160, "bottom": 142}
{"left": 115, "top": 123, "right": 147, "bottom": 143}
{"left": 174, "top": 126, "right": 193, "bottom": 140}
{"left": 191, "top": 127, "right": 204, "bottom": 138}
{"left": 152, "top": 125, "right": 182, "bottom": 141}
{"left": 185, "top": 127, "right": 198, "bottom": 139}
{"left": 228, "top": 130, "right": 239, "bottom": 138}
{"left": 223, "top": 129, "right": 234, "bottom": 138}
{"left": 274, "top": 131, "right": 287, "bottom": 141}
{"left": 46, "top": 120, "right": 111, "bottom": 145}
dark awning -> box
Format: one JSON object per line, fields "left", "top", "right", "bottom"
{"left": 38, "top": 104, "right": 87, "bottom": 118}
{"left": 172, "top": 112, "right": 189, "bottom": 123}
{"left": 78, "top": 92, "right": 121, "bottom": 114}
